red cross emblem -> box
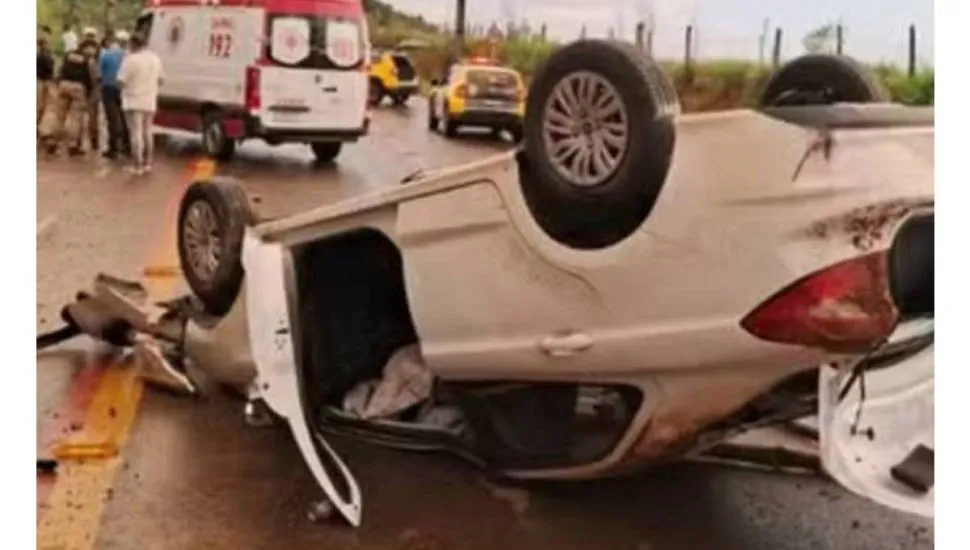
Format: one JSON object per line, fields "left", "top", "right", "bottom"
{"left": 284, "top": 32, "right": 298, "bottom": 50}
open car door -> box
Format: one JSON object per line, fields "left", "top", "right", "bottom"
{"left": 241, "top": 232, "right": 363, "bottom": 526}
{"left": 819, "top": 319, "right": 934, "bottom": 519}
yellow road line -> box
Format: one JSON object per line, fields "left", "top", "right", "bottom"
{"left": 37, "top": 158, "right": 216, "bottom": 550}
{"left": 38, "top": 363, "right": 144, "bottom": 550}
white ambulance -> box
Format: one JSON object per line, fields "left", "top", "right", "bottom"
{"left": 136, "top": 0, "right": 370, "bottom": 163}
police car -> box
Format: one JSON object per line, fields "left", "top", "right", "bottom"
{"left": 427, "top": 57, "right": 526, "bottom": 141}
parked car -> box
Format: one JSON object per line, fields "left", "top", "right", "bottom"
{"left": 368, "top": 49, "right": 420, "bottom": 106}
{"left": 427, "top": 57, "right": 526, "bottom": 141}
{"left": 173, "top": 40, "right": 934, "bottom": 527}
{"left": 138, "top": 0, "right": 371, "bottom": 164}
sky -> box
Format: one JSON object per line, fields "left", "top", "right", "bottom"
{"left": 384, "top": 0, "right": 934, "bottom": 66}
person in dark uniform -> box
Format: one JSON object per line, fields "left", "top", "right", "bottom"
{"left": 37, "top": 36, "right": 56, "bottom": 127}
{"left": 39, "top": 40, "right": 99, "bottom": 155}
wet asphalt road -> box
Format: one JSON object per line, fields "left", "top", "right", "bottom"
{"left": 37, "top": 102, "right": 933, "bottom": 550}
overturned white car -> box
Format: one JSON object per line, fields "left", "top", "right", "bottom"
{"left": 173, "top": 41, "right": 934, "bottom": 526}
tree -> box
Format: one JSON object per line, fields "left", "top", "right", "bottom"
{"left": 803, "top": 23, "right": 838, "bottom": 53}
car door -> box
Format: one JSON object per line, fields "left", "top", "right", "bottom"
{"left": 241, "top": 233, "right": 362, "bottom": 527}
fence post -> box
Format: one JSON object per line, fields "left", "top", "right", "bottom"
{"left": 646, "top": 29, "right": 654, "bottom": 56}
{"left": 635, "top": 21, "right": 645, "bottom": 50}
{"left": 453, "top": 0, "right": 467, "bottom": 62}
{"left": 836, "top": 24, "right": 844, "bottom": 55}
{"left": 908, "top": 24, "right": 917, "bottom": 77}
{"left": 772, "top": 27, "right": 783, "bottom": 68}
{"left": 684, "top": 25, "right": 694, "bottom": 68}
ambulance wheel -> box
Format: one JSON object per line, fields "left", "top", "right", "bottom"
{"left": 368, "top": 79, "right": 385, "bottom": 107}
{"left": 177, "top": 179, "right": 255, "bottom": 317}
{"left": 759, "top": 54, "right": 889, "bottom": 107}
{"left": 311, "top": 142, "right": 343, "bottom": 164}
{"left": 520, "top": 39, "right": 679, "bottom": 250}
{"left": 202, "top": 112, "right": 236, "bottom": 161}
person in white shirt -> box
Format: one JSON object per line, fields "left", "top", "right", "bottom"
{"left": 61, "top": 24, "right": 78, "bottom": 53}
{"left": 116, "top": 32, "right": 165, "bottom": 174}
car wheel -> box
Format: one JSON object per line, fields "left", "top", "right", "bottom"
{"left": 310, "top": 142, "right": 343, "bottom": 164}
{"left": 392, "top": 93, "right": 410, "bottom": 106}
{"left": 521, "top": 39, "right": 679, "bottom": 250}
{"left": 368, "top": 79, "right": 385, "bottom": 107}
{"left": 427, "top": 98, "right": 439, "bottom": 131}
{"left": 759, "top": 54, "right": 890, "bottom": 107}
{"left": 201, "top": 111, "right": 236, "bottom": 162}
{"left": 177, "top": 179, "right": 255, "bottom": 317}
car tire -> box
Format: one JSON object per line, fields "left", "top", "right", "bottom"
{"left": 311, "top": 142, "right": 343, "bottom": 164}
{"left": 201, "top": 111, "right": 236, "bottom": 162}
{"left": 759, "top": 54, "right": 890, "bottom": 107}
{"left": 392, "top": 93, "right": 410, "bottom": 106}
{"left": 520, "top": 39, "right": 679, "bottom": 250}
{"left": 368, "top": 78, "right": 385, "bottom": 107}
{"left": 427, "top": 98, "right": 439, "bottom": 131}
{"left": 177, "top": 179, "right": 255, "bottom": 317}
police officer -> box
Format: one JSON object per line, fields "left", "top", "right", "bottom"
{"left": 39, "top": 39, "right": 99, "bottom": 155}
{"left": 82, "top": 27, "right": 103, "bottom": 153}
{"left": 37, "top": 35, "right": 56, "bottom": 127}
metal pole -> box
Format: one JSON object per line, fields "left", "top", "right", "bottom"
{"left": 772, "top": 27, "right": 783, "bottom": 68}
{"left": 836, "top": 24, "right": 844, "bottom": 55}
{"left": 758, "top": 18, "right": 770, "bottom": 67}
{"left": 635, "top": 22, "right": 645, "bottom": 50}
{"left": 908, "top": 24, "right": 917, "bottom": 77}
{"left": 684, "top": 25, "right": 693, "bottom": 68}
{"left": 453, "top": 0, "right": 467, "bottom": 60}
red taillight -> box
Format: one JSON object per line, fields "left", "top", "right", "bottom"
{"left": 245, "top": 66, "right": 261, "bottom": 111}
{"left": 740, "top": 251, "right": 899, "bottom": 353}
{"left": 455, "top": 83, "right": 468, "bottom": 99}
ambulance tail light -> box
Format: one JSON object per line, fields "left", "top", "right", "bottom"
{"left": 245, "top": 66, "right": 262, "bottom": 112}
{"left": 740, "top": 251, "right": 899, "bottom": 353}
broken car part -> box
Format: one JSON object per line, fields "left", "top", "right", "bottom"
{"left": 174, "top": 41, "right": 933, "bottom": 527}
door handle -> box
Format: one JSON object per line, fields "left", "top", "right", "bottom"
{"left": 538, "top": 331, "right": 593, "bottom": 357}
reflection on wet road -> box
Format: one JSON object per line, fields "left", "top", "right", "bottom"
{"left": 37, "top": 104, "right": 932, "bottom": 550}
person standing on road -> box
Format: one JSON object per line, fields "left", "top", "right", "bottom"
{"left": 100, "top": 31, "right": 131, "bottom": 159}
{"left": 117, "top": 32, "right": 165, "bottom": 174}
{"left": 37, "top": 36, "right": 56, "bottom": 127}
{"left": 39, "top": 39, "right": 99, "bottom": 156}
{"left": 82, "top": 27, "right": 103, "bottom": 153}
